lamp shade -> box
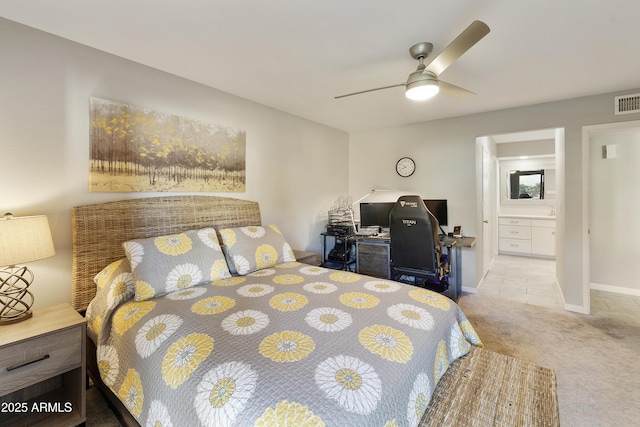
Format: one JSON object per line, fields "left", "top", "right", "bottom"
{"left": 0, "top": 214, "right": 56, "bottom": 267}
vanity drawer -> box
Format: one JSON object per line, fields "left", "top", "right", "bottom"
{"left": 499, "top": 217, "right": 532, "bottom": 226}
{"left": 0, "top": 326, "right": 82, "bottom": 396}
{"left": 499, "top": 225, "right": 532, "bottom": 240}
{"left": 499, "top": 238, "right": 532, "bottom": 254}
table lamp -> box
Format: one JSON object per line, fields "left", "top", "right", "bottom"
{"left": 0, "top": 213, "right": 55, "bottom": 325}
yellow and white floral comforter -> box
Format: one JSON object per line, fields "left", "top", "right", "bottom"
{"left": 87, "top": 262, "right": 482, "bottom": 427}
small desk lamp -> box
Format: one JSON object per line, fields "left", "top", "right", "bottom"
{"left": 0, "top": 213, "right": 55, "bottom": 325}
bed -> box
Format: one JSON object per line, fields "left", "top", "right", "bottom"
{"left": 72, "top": 195, "right": 482, "bottom": 427}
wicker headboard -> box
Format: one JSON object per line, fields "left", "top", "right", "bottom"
{"left": 71, "top": 195, "right": 261, "bottom": 312}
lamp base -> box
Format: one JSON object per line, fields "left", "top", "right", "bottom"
{"left": 0, "top": 266, "right": 35, "bottom": 326}
{"left": 0, "top": 310, "right": 32, "bottom": 325}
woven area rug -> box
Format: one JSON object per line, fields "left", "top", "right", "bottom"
{"left": 420, "top": 346, "right": 559, "bottom": 427}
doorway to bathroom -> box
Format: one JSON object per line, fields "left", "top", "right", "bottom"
{"left": 477, "top": 128, "right": 565, "bottom": 309}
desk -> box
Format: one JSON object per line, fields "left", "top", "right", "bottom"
{"left": 440, "top": 236, "right": 476, "bottom": 301}
{"left": 320, "top": 232, "right": 356, "bottom": 271}
{"left": 354, "top": 234, "right": 476, "bottom": 301}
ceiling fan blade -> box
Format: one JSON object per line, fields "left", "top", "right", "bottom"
{"left": 334, "top": 83, "right": 405, "bottom": 99}
{"left": 439, "top": 80, "right": 476, "bottom": 99}
{"left": 425, "top": 20, "right": 490, "bottom": 76}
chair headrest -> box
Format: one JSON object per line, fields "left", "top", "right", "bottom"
{"left": 392, "top": 195, "right": 431, "bottom": 221}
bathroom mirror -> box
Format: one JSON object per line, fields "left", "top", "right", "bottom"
{"left": 499, "top": 159, "right": 556, "bottom": 204}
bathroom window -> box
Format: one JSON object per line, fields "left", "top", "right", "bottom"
{"left": 509, "top": 169, "right": 544, "bottom": 199}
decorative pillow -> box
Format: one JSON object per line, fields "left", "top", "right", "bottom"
{"left": 123, "top": 228, "right": 231, "bottom": 301}
{"left": 219, "top": 224, "right": 296, "bottom": 275}
{"left": 86, "top": 259, "right": 135, "bottom": 343}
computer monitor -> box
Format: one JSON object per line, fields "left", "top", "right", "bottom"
{"left": 359, "top": 202, "right": 395, "bottom": 228}
{"left": 423, "top": 199, "right": 448, "bottom": 226}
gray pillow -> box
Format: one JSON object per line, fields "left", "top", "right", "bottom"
{"left": 219, "top": 224, "right": 296, "bottom": 275}
{"left": 123, "top": 228, "right": 231, "bottom": 301}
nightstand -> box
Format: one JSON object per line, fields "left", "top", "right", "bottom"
{"left": 293, "top": 250, "right": 320, "bottom": 266}
{"left": 0, "top": 304, "right": 86, "bottom": 426}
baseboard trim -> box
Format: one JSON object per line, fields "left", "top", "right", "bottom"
{"left": 461, "top": 286, "right": 478, "bottom": 294}
{"left": 564, "top": 303, "right": 589, "bottom": 314}
{"left": 591, "top": 282, "right": 640, "bottom": 296}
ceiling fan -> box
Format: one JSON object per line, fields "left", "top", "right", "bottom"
{"left": 335, "top": 20, "right": 490, "bottom": 101}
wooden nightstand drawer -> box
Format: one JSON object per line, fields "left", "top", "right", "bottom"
{"left": 0, "top": 304, "right": 86, "bottom": 426}
{"left": 0, "top": 326, "right": 82, "bottom": 396}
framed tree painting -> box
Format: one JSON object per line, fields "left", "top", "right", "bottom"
{"left": 89, "top": 97, "right": 246, "bottom": 192}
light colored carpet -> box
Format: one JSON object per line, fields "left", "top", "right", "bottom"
{"left": 458, "top": 293, "right": 640, "bottom": 427}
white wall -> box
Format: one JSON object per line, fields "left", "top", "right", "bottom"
{"left": 4, "top": 18, "right": 640, "bottom": 313}
{"left": 0, "top": 19, "right": 349, "bottom": 310}
{"left": 498, "top": 157, "right": 557, "bottom": 217}
{"left": 496, "top": 139, "right": 555, "bottom": 158}
{"left": 349, "top": 121, "right": 483, "bottom": 291}
{"left": 589, "top": 125, "right": 640, "bottom": 295}
{"left": 349, "top": 92, "right": 640, "bottom": 311}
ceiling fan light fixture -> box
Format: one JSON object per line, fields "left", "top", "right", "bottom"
{"left": 334, "top": 21, "right": 489, "bottom": 101}
{"left": 405, "top": 78, "right": 439, "bottom": 101}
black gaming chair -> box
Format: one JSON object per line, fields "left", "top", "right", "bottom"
{"left": 389, "top": 195, "right": 449, "bottom": 292}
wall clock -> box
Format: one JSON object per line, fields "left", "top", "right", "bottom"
{"left": 396, "top": 157, "right": 416, "bottom": 177}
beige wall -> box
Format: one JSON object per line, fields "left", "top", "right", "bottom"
{"left": 0, "top": 18, "right": 349, "bottom": 310}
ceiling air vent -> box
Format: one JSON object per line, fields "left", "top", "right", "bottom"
{"left": 614, "top": 93, "right": 640, "bottom": 115}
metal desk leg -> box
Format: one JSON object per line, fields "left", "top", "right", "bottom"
{"left": 445, "top": 243, "right": 461, "bottom": 302}
{"left": 454, "top": 245, "right": 462, "bottom": 300}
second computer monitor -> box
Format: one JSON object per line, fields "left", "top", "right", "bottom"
{"left": 423, "top": 199, "right": 448, "bottom": 226}
{"left": 360, "top": 199, "right": 448, "bottom": 228}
